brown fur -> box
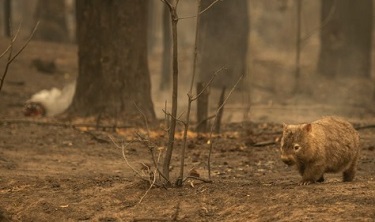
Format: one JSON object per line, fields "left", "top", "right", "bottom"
{"left": 280, "top": 116, "right": 360, "bottom": 185}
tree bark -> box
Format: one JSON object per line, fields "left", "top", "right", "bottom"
{"left": 196, "top": 82, "right": 209, "bottom": 133}
{"left": 3, "top": 0, "right": 11, "bottom": 37}
{"left": 197, "top": 0, "right": 249, "bottom": 88}
{"left": 160, "top": 4, "right": 171, "bottom": 91}
{"left": 34, "top": 0, "right": 69, "bottom": 42}
{"left": 317, "top": 0, "right": 372, "bottom": 78}
{"left": 69, "top": 0, "right": 155, "bottom": 123}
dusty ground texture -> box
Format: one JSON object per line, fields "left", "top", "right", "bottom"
{"left": 0, "top": 38, "right": 375, "bottom": 222}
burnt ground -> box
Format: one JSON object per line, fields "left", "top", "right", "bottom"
{"left": 0, "top": 38, "right": 374, "bottom": 222}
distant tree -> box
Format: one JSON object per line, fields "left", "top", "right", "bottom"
{"left": 160, "top": 4, "right": 171, "bottom": 90}
{"left": 3, "top": 0, "right": 11, "bottom": 37}
{"left": 68, "top": 0, "right": 155, "bottom": 123}
{"left": 34, "top": 0, "right": 69, "bottom": 42}
{"left": 317, "top": 0, "right": 372, "bottom": 78}
{"left": 197, "top": 0, "right": 249, "bottom": 88}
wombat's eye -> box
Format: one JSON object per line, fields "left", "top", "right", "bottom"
{"left": 293, "top": 144, "right": 301, "bottom": 151}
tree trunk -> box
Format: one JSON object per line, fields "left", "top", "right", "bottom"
{"left": 197, "top": 0, "right": 249, "bottom": 88}
{"left": 3, "top": 0, "right": 11, "bottom": 37}
{"left": 34, "top": 0, "right": 69, "bottom": 42}
{"left": 317, "top": 0, "right": 372, "bottom": 78}
{"left": 69, "top": 0, "right": 155, "bottom": 123}
{"left": 160, "top": 4, "right": 171, "bottom": 91}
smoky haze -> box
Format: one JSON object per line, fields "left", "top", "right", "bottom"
{"left": 2, "top": 0, "right": 374, "bottom": 124}
{"left": 148, "top": 0, "right": 374, "bottom": 124}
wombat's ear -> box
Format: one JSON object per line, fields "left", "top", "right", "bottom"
{"left": 303, "top": 123, "right": 312, "bottom": 132}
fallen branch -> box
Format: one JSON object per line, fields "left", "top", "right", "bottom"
{"left": 252, "top": 140, "right": 276, "bottom": 147}
{"left": 183, "top": 176, "right": 212, "bottom": 183}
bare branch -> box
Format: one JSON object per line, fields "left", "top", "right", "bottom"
{"left": 0, "top": 21, "right": 39, "bottom": 93}
{"left": 199, "top": 0, "right": 220, "bottom": 15}
{"left": 207, "top": 74, "right": 244, "bottom": 179}
{"left": 9, "top": 21, "right": 40, "bottom": 64}
{"left": 191, "top": 66, "right": 226, "bottom": 101}
{"left": 138, "top": 170, "right": 157, "bottom": 204}
{"left": 301, "top": 0, "right": 336, "bottom": 44}
{"left": 178, "top": 0, "right": 220, "bottom": 20}
{"left": 183, "top": 176, "right": 212, "bottom": 183}
{"left": 135, "top": 132, "right": 171, "bottom": 184}
{"left": 133, "top": 102, "right": 150, "bottom": 139}
{"left": 0, "top": 21, "right": 21, "bottom": 59}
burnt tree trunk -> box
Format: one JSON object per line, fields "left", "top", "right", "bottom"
{"left": 69, "top": 0, "right": 155, "bottom": 123}
{"left": 197, "top": 0, "right": 249, "bottom": 88}
{"left": 3, "top": 0, "right": 11, "bottom": 37}
{"left": 196, "top": 82, "right": 209, "bottom": 132}
{"left": 317, "top": 0, "right": 372, "bottom": 78}
{"left": 160, "top": 4, "right": 171, "bottom": 91}
{"left": 34, "top": 0, "right": 69, "bottom": 42}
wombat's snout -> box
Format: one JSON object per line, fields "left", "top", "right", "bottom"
{"left": 281, "top": 155, "right": 295, "bottom": 166}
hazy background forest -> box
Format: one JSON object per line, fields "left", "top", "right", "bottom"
{"left": 1, "top": 1, "right": 374, "bottom": 221}
{"left": 1, "top": 0, "right": 375, "bottom": 124}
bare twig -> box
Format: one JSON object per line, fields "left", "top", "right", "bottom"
{"left": 135, "top": 132, "right": 171, "bottom": 184}
{"left": 301, "top": 0, "right": 336, "bottom": 44}
{"left": 178, "top": 0, "right": 221, "bottom": 20}
{"left": 138, "top": 170, "right": 157, "bottom": 204}
{"left": 207, "top": 74, "right": 244, "bottom": 179}
{"left": 133, "top": 102, "right": 171, "bottom": 183}
{"left": 183, "top": 176, "right": 212, "bottom": 183}
{"left": 0, "top": 22, "right": 21, "bottom": 59}
{"left": 199, "top": 0, "right": 221, "bottom": 15}
{"left": 9, "top": 21, "right": 39, "bottom": 64}
{"left": 0, "top": 21, "right": 39, "bottom": 93}
{"left": 191, "top": 66, "right": 226, "bottom": 101}
{"left": 162, "top": 109, "right": 185, "bottom": 125}
{"left": 133, "top": 102, "right": 150, "bottom": 138}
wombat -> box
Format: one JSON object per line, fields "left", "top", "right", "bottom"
{"left": 280, "top": 116, "right": 360, "bottom": 185}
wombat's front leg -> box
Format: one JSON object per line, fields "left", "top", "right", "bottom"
{"left": 299, "top": 164, "right": 325, "bottom": 185}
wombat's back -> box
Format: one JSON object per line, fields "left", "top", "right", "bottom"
{"left": 311, "top": 117, "right": 360, "bottom": 173}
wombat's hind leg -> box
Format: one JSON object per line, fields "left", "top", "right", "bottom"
{"left": 343, "top": 156, "right": 358, "bottom": 182}
{"left": 343, "top": 166, "right": 356, "bottom": 182}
